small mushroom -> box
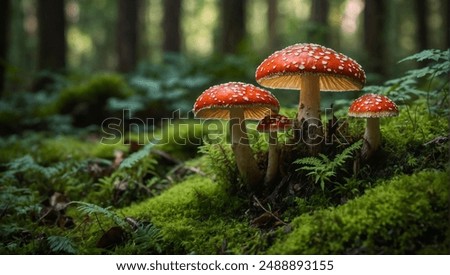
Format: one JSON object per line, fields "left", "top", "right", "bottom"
{"left": 255, "top": 43, "right": 366, "bottom": 152}
{"left": 348, "top": 93, "right": 399, "bottom": 159}
{"left": 256, "top": 114, "right": 293, "bottom": 186}
{"left": 193, "top": 82, "right": 280, "bottom": 189}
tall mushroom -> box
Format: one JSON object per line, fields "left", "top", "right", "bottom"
{"left": 193, "top": 82, "right": 280, "bottom": 189}
{"left": 256, "top": 114, "right": 293, "bottom": 186}
{"left": 255, "top": 43, "right": 366, "bottom": 151}
{"left": 348, "top": 93, "right": 399, "bottom": 159}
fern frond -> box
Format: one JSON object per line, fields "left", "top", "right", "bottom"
{"left": 398, "top": 49, "right": 449, "bottom": 63}
{"left": 293, "top": 156, "right": 324, "bottom": 167}
{"left": 119, "top": 142, "right": 155, "bottom": 170}
{"left": 293, "top": 140, "right": 363, "bottom": 191}
{"left": 69, "top": 201, "right": 127, "bottom": 228}
{"left": 6, "top": 155, "right": 59, "bottom": 179}
{"left": 132, "top": 223, "right": 163, "bottom": 253}
{"left": 47, "top": 236, "right": 77, "bottom": 254}
{"left": 198, "top": 140, "right": 237, "bottom": 185}
{"left": 331, "top": 140, "right": 363, "bottom": 170}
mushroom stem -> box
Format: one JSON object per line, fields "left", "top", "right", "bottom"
{"left": 362, "top": 117, "right": 381, "bottom": 159}
{"left": 297, "top": 74, "right": 323, "bottom": 152}
{"left": 229, "top": 108, "right": 263, "bottom": 188}
{"left": 264, "top": 131, "right": 279, "bottom": 186}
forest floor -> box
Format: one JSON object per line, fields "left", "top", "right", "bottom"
{"left": 0, "top": 50, "right": 449, "bottom": 254}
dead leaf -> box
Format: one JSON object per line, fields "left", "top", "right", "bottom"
{"left": 96, "top": 226, "right": 127, "bottom": 249}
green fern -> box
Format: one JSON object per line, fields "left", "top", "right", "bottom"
{"left": 366, "top": 49, "right": 450, "bottom": 117}
{"left": 69, "top": 201, "right": 162, "bottom": 253}
{"left": 47, "top": 236, "right": 77, "bottom": 254}
{"left": 119, "top": 142, "right": 155, "bottom": 170}
{"left": 131, "top": 223, "right": 163, "bottom": 253}
{"left": 398, "top": 49, "right": 449, "bottom": 64}
{"left": 69, "top": 201, "right": 128, "bottom": 229}
{"left": 4, "top": 155, "right": 59, "bottom": 180}
{"left": 198, "top": 140, "right": 238, "bottom": 186}
{"left": 294, "top": 140, "right": 363, "bottom": 191}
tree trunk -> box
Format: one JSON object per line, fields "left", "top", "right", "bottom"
{"left": 308, "top": 0, "right": 329, "bottom": 45}
{"left": 443, "top": 0, "right": 449, "bottom": 49}
{"left": 163, "top": 0, "right": 182, "bottom": 53}
{"left": 267, "top": 0, "right": 280, "bottom": 51}
{"left": 0, "top": 0, "right": 10, "bottom": 96}
{"left": 117, "top": 0, "right": 139, "bottom": 73}
{"left": 221, "top": 0, "right": 246, "bottom": 54}
{"left": 414, "top": 0, "right": 428, "bottom": 52}
{"left": 35, "top": 0, "right": 66, "bottom": 91}
{"left": 363, "top": 0, "right": 386, "bottom": 76}
{"left": 37, "top": 0, "right": 66, "bottom": 72}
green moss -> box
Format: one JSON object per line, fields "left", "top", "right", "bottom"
{"left": 153, "top": 120, "right": 204, "bottom": 160}
{"left": 0, "top": 134, "right": 127, "bottom": 165}
{"left": 121, "top": 175, "right": 262, "bottom": 254}
{"left": 268, "top": 170, "right": 449, "bottom": 254}
{"left": 48, "top": 73, "right": 133, "bottom": 126}
{"left": 382, "top": 103, "right": 448, "bottom": 151}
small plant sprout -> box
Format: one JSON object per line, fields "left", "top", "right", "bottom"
{"left": 256, "top": 114, "right": 293, "bottom": 186}
{"left": 255, "top": 43, "right": 366, "bottom": 152}
{"left": 348, "top": 93, "right": 399, "bottom": 159}
{"left": 193, "top": 82, "right": 280, "bottom": 190}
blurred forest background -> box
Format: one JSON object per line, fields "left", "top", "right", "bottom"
{"left": 0, "top": 0, "right": 448, "bottom": 131}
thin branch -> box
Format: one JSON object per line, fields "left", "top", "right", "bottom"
{"left": 252, "top": 195, "right": 287, "bottom": 225}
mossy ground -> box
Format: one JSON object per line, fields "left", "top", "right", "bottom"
{"left": 0, "top": 100, "right": 449, "bottom": 254}
{"left": 1, "top": 49, "right": 448, "bottom": 255}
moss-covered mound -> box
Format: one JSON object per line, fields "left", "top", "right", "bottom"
{"left": 122, "top": 176, "right": 264, "bottom": 254}
{"left": 120, "top": 169, "right": 449, "bottom": 254}
{"left": 269, "top": 170, "right": 449, "bottom": 254}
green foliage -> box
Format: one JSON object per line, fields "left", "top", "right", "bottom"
{"left": 119, "top": 143, "right": 155, "bottom": 170}
{"left": 294, "top": 140, "right": 363, "bottom": 191}
{"left": 0, "top": 185, "right": 42, "bottom": 254}
{"left": 0, "top": 135, "right": 129, "bottom": 205}
{"left": 109, "top": 53, "right": 264, "bottom": 118}
{"left": 127, "top": 223, "right": 163, "bottom": 254}
{"left": 109, "top": 54, "right": 212, "bottom": 117}
{"left": 47, "top": 236, "right": 77, "bottom": 254}
{"left": 2, "top": 155, "right": 58, "bottom": 180}
{"left": 398, "top": 49, "right": 450, "bottom": 64}
{"left": 332, "top": 176, "right": 370, "bottom": 201}
{"left": 67, "top": 201, "right": 162, "bottom": 254}
{"left": 363, "top": 49, "right": 449, "bottom": 116}
{"left": 269, "top": 170, "right": 449, "bottom": 254}
{"left": 121, "top": 175, "right": 261, "bottom": 254}
{"left": 371, "top": 102, "right": 450, "bottom": 178}
{"left": 71, "top": 201, "right": 128, "bottom": 228}
{"left": 85, "top": 141, "right": 169, "bottom": 208}
{"left": 197, "top": 140, "right": 239, "bottom": 187}
{"left": 0, "top": 90, "right": 67, "bottom": 135}
{"left": 52, "top": 73, "right": 133, "bottom": 126}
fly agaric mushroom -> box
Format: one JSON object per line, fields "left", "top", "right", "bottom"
{"left": 348, "top": 93, "right": 399, "bottom": 159}
{"left": 255, "top": 43, "right": 366, "bottom": 150}
{"left": 256, "top": 114, "right": 293, "bottom": 186}
{"left": 193, "top": 82, "right": 280, "bottom": 189}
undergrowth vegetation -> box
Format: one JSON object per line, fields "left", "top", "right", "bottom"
{"left": 0, "top": 50, "right": 448, "bottom": 254}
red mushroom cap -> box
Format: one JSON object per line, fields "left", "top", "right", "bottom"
{"left": 255, "top": 43, "right": 366, "bottom": 92}
{"left": 256, "top": 114, "right": 293, "bottom": 133}
{"left": 348, "top": 93, "right": 399, "bottom": 118}
{"left": 193, "top": 82, "right": 280, "bottom": 120}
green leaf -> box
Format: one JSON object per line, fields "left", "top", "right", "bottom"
{"left": 70, "top": 201, "right": 127, "bottom": 228}
{"left": 293, "top": 140, "right": 362, "bottom": 190}
{"left": 119, "top": 142, "right": 155, "bottom": 170}
{"left": 47, "top": 236, "right": 77, "bottom": 254}
{"left": 398, "top": 49, "right": 447, "bottom": 63}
